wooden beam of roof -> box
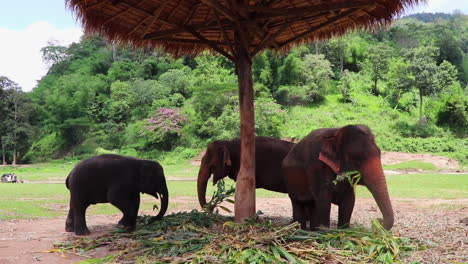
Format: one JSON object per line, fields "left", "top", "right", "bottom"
{"left": 157, "top": 37, "right": 231, "bottom": 46}
{"left": 144, "top": 21, "right": 218, "bottom": 40}
{"left": 200, "top": 0, "right": 237, "bottom": 21}
{"left": 215, "top": 10, "right": 236, "bottom": 57}
{"left": 127, "top": 16, "right": 150, "bottom": 35}
{"left": 251, "top": 16, "right": 300, "bottom": 56}
{"left": 230, "top": 0, "right": 280, "bottom": 52}
{"left": 144, "top": 17, "right": 260, "bottom": 41}
{"left": 227, "top": 0, "right": 252, "bottom": 60}
{"left": 185, "top": 26, "right": 235, "bottom": 61}
{"left": 249, "top": 2, "right": 373, "bottom": 19}
{"left": 278, "top": 8, "right": 361, "bottom": 48}
{"left": 115, "top": 0, "right": 178, "bottom": 28}
{"left": 141, "top": 1, "right": 169, "bottom": 36}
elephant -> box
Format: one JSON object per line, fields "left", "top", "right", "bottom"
{"left": 65, "top": 154, "right": 169, "bottom": 235}
{"left": 197, "top": 136, "right": 295, "bottom": 210}
{"left": 282, "top": 125, "right": 393, "bottom": 230}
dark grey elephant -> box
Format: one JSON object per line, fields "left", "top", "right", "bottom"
{"left": 65, "top": 154, "right": 169, "bottom": 235}
{"left": 197, "top": 136, "right": 295, "bottom": 210}
{"left": 282, "top": 125, "right": 394, "bottom": 230}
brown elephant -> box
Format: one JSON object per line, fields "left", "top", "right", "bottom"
{"left": 282, "top": 125, "right": 393, "bottom": 230}
{"left": 197, "top": 136, "right": 295, "bottom": 210}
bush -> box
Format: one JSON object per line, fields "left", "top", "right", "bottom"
{"left": 377, "top": 136, "right": 464, "bottom": 154}
{"left": 275, "top": 85, "right": 322, "bottom": 106}
{"left": 436, "top": 92, "right": 468, "bottom": 137}
{"left": 205, "top": 97, "right": 286, "bottom": 140}
{"left": 392, "top": 120, "right": 445, "bottom": 138}
{"left": 142, "top": 108, "right": 189, "bottom": 150}
{"left": 95, "top": 147, "right": 118, "bottom": 155}
{"left": 23, "top": 133, "right": 65, "bottom": 163}
{"left": 119, "top": 148, "right": 138, "bottom": 157}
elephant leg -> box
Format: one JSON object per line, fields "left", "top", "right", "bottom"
{"left": 307, "top": 205, "right": 321, "bottom": 231}
{"left": 73, "top": 203, "right": 90, "bottom": 235}
{"left": 316, "top": 196, "right": 332, "bottom": 229}
{"left": 65, "top": 201, "right": 74, "bottom": 232}
{"left": 337, "top": 191, "right": 355, "bottom": 229}
{"left": 285, "top": 167, "right": 311, "bottom": 230}
{"left": 291, "top": 200, "right": 307, "bottom": 229}
{"left": 109, "top": 190, "right": 140, "bottom": 231}
{"left": 306, "top": 170, "right": 332, "bottom": 230}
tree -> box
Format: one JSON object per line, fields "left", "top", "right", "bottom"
{"left": 366, "top": 43, "right": 394, "bottom": 95}
{"left": 191, "top": 54, "right": 235, "bottom": 86}
{"left": 339, "top": 70, "right": 353, "bottom": 103}
{"left": 278, "top": 50, "right": 302, "bottom": 86}
{"left": 41, "top": 40, "right": 70, "bottom": 66}
{"left": 325, "top": 37, "right": 346, "bottom": 75}
{"left": 0, "top": 77, "right": 10, "bottom": 164}
{"left": 386, "top": 58, "right": 413, "bottom": 108}
{"left": 301, "top": 54, "right": 334, "bottom": 102}
{"left": 0, "top": 77, "right": 34, "bottom": 165}
{"left": 404, "top": 46, "right": 442, "bottom": 124}
{"left": 253, "top": 52, "right": 273, "bottom": 87}
{"left": 107, "top": 81, "right": 134, "bottom": 123}
{"left": 143, "top": 108, "right": 189, "bottom": 150}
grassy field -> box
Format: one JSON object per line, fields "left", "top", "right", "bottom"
{"left": 0, "top": 162, "right": 466, "bottom": 220}
{"left": 383, "top": 160, "right": 437, "bottom": 171}
{"left": 0, "top": 160, "right": 199, "bottom": 182}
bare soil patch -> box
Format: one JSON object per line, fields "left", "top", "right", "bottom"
{"left": 1, "top": 197, "right": 466, "bottom": 264}
{"left": 381, "top": 151, "right": 461, "bottom": 171}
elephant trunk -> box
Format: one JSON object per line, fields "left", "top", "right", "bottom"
{"left": 361, "top": 158, "right": 394, "bottom": 230}
{"left": 197, "top": 164, "right": 211, "bottom": 210}
{"left": 152, "top": 185, "right": 169, "bottom": 221}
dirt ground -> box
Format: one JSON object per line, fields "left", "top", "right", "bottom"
{"left": 381, "top": 151, "right": 461, "bottom": 171}
{"left": 0, "top": 152, "right": 466, "bottom": 263}
{"left": 0, "top": 196, "right": 467, "bottom": 264}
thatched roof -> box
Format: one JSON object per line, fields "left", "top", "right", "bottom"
{"left": 67, "top": 0, "right": 422, "bottom": 58}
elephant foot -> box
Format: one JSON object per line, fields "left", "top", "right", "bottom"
{"left": 337, "top": 223, "right": 350, "bottom": 229}
{"left": 65, "top": 218, "right": 74, "bottom": 232}
{"left": 74, "top": 227, "right": 91, "bottom": 236}
{"left": 116, "top": 223, "right": 135, "bottom": 232}
{"left": 65, "top": 225, "right": 74, "bottom": 232}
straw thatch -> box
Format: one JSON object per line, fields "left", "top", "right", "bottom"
{"left": 67, "top": 0, "right": 423, "bottom": 58}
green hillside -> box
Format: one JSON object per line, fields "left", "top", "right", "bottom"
{"left": 0, "top": 13, "right": 467, "bottom": 165}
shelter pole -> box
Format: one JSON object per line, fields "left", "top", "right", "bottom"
{"left": 234, "top": 37, "right": 256, "bottom": 222}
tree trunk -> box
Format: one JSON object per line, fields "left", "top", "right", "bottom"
{"left": 12, "top": 94, "right": 18, "bottom": 166}
{"left": 372, "top": 78, "right": 378, "bottom": 95}
{"left": 234, "top": 38, "right": 256, "bottom": 222}
{"left": 112, "top": 42, "right": 118, "bottom": 62}
{"left": 12, "top": 148, "right": 16, "bottom": 166}
{"left": 1, "top": 141, "right": 6, "bottom": 165}
{"left": 419, "top": 89, "right": 424, "bottom": 125}
{"left": 339, "top": 40, "right": 344, "bottom": 75}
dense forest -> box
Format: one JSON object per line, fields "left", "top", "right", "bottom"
{"left": 1, "top": 12, "right": 467, "bottom": 166}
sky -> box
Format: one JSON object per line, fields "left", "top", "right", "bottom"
{"left": 0, "top": 0, "right": 467, "bottom": 92}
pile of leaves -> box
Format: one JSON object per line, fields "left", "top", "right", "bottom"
{"left": 55, "top": 181, "right": 422, "bottom": 263}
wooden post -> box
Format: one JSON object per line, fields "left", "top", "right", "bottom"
{"left": 234, "top": 35, "right": 256, "bottom": 222}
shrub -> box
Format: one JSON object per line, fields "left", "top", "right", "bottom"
{"left": 436, "top": 92, "right": 468, "bottom": 137}
{"left": 23, "top": 133, "right": 65, "bottom": 163}
{"left": 143, "top": 108, "right": 189, "bottom": 150}
{"left": 275, "top": 85, "right": 321, "bottom": 106}
{"left": 392, "top": 120, "right": 446, "bottom": 138}
{"left": 95, "top": 147, "right": 118, "bottom": 155}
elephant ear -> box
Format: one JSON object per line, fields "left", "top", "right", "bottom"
{"left": 213, "top": 145, "right": 232, "bottom": 183}
{"left": 319, "top": 136, "right": 340, "bottom": 173}
{"left": 222, "top": 145, "right": 232, "bottom": 167}
{"left": 138, "top": 163, "right": 154, "bottom": 190}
